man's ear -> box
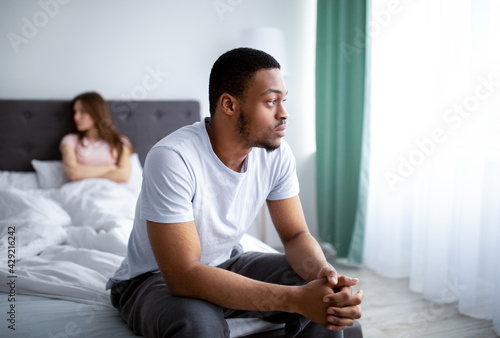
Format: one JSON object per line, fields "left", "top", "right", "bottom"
{"left": 219, "top": 93, "right": 237, "bottom": 116}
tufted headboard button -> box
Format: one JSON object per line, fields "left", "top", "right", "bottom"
{"left": 23, "top": 110, "right": 34, "bottom": 121}
{"left": 23, "top": 143, "right": 35, "bottom": 153}
{"left": 155, "top": 110, "right": 165, "bottom": 120}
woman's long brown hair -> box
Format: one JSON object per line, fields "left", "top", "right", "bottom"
{"left": 71, "top": 92, "right": 128, "bottom": 163}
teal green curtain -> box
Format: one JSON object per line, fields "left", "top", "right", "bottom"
{"left": 315, "top": 0, "right": 369, "bottom": 263}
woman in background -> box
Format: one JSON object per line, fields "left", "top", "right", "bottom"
{"left": 60, "top": 92, "right": 133, "bottom": 183}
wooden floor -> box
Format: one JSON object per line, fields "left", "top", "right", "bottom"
{"left": 334, "top": 263, "right": 499, "bottom": 338}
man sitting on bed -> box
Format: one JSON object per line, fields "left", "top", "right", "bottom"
{"left": 107, "top": 47, "right": 363, "bottom": 338}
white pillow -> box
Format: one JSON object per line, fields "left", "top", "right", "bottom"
{"left": 0, "top": 171, "right": 39, "bottom": 189}
{"left": 31, "top": 154, "right": 142, "bottom": 192}
{"left": 123, "top": 153, "right": 142, "bottom": 196}
{"left": 31, "top": 160, "right": 70, "bottom": 189}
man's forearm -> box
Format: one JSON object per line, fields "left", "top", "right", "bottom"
{"left": 165, "top": 262, "right": 300, "bottom": 314}
{"left": 266, "top": 196, "right": 331, "bottom": 283}
{"left": 165, "top": 262, "right": 338, "bottom": 329}
{"left": 283, "top": 231, "right": 330, "bottom": 282}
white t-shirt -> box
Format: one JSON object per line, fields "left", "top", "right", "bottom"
{"left": 107, "top": 121, "right": 299, "bottom": 288}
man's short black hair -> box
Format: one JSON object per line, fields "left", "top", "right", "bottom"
{"left": 209, "top": 47, "right": 281, "bottom": 116}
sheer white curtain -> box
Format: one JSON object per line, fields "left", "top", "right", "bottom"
{"left": 364, "top": 0, "right": 500, "bottom": 332}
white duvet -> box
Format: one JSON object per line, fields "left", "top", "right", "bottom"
{"left": 0, "top": 177, "right": 282, "bottom": 336}
{"left": 0, "top": 179, "right": 136, "bottom": 304}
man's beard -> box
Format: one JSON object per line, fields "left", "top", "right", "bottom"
{"left": 238, "top": 108, "right": 281, "bottom": 153}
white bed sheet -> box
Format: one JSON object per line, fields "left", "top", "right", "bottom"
{"left": 1, "top": 294, "right": 137, "bottom": 337}
{"left": 0, "top": 176, "right": 284, "bottom": 337}
{"left": 0, "top": 294, "right": 283, "bottom": 337}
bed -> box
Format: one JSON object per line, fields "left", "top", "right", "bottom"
{"left": 0, "top": 99, "right": 285, "bottom": 337}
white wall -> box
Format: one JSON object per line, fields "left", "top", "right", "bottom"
{"left": 0, "top": 0, "right": 318, "bottom": 248}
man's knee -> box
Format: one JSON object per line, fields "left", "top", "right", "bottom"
{"left": 116, "top": 273, "right": 229, "bottom": 338}
{"left": 145, "top": 297, "right": 230, "bottom": 338}
{"left": 344, "top": 320, "right": 363, "bottom": 338}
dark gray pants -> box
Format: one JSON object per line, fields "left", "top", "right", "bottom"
{"left": 111, "top": 250, "right": 356, "bottom": 338}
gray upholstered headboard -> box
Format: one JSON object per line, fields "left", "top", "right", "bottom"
{"left": 0, "top": 99, "right": 200, "bottom": 172}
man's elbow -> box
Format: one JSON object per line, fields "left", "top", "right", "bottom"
{"left": 282, "top": 230, "right": 312, "bottom": 246}
{"left": 163, "top": 274, "right": 195, "bottom": 298}
{"left": 167, "top": 284, "right": 190, "bottom": 298}
{"left": 160, "top": 262, "right": 203, "bottom": 298}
